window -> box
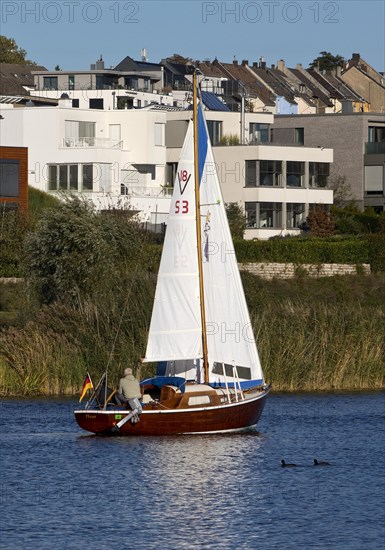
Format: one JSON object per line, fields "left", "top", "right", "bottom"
{"left": 165, "top": 163, "right": 177, "bottom": 188}
{"left": 245, "top": 202, "right": 257, "bottom": 228}
{"left": 249, "top": 123, "right": 269, "bottom": 144}
{"left": 43, "top": 76, "right": 58, "bottom": 90}
{"left": 48, "top": 165, "right": 58, "bottom": 191}
{"left": 260, "top": 160, "right": 282, "bottom": 186}
{"left": 286, "top": 161, "right": 304, "bottom": 187}
{"left": 365, "top": 166, "right": 383, "bottom": 195}
{"left": 72, "top": 99, "right": 79, "bottom": 108}
{"left": 0, "top": 160, "right": 19, "bottom": 197}
{"left": 259, "top": 202, "right": 282, "bottom": 228}
{"left": 89, "top": 98, "right": 104, "bottom": 109}
{"left": 48, "top": 164, "right": 78, "bottom": 191}
{"left": 68, "top": 75, "right": 75, "bottom": 90}
{"left": 245, "top": 160, "right": 257, "bottom": 187}
{"left": 47, "top": 163, "right": 110, "bottom": 193}
{"left": 368, "top": 126, "right": 385, "bottom": 143}
{"left": 287, "top": 203, "right": 305, "bottom": 228}
{"left": 207, "top": 120, "right": 222, "bottom": 145}
{"left": 188, "top": 395, "right": 211, "bottom": 406}
{"left": 295, "top": 128, "right": 304, "bottom": 145}
{"left": 65, "top": 121, "right": 95, "bottom": 146}
{"left": 82, "top": 165, "right": 93, "bottom": 191}
{"left": 245, "top": 202, "right": 282, "bottom": 229}
{"left": 154, "top": 123, "right": 165, "bottom": 146}
{"left": 309, "top": 163, "right": 329, "bottom": 188}
{"left": 212, "top": 362, "right": 252, "bottom": 380}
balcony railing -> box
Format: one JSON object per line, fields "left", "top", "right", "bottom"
{"left": 121, "top": 184, "right": 173, "bottom": 197}
{"left": 365, "top": 142, "right": 385, "bottom": 154}
{"left": 62, "top": 138, "right": 123, "bottom": 149}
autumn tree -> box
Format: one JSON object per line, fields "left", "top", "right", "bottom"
{"left": 0, "top": 35, "right": 36, "bottom": 65}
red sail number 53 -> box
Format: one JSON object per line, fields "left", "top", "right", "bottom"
{"left": 175, "top": 200, "right": 189, "bottom": 214}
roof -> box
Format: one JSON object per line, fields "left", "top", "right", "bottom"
{"left": 201, "top": 91, "right": 230, "bottom": 111}
{"left": 288, "top": 68, "right": 334, "bottom": 107}
{"left": 0, "top": 63, "right": 46, "bottom": 95}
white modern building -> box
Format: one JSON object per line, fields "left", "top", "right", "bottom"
{"left": 166, "top": 111, "right": 333, "bottom": 239}
{"left": 0, "top": 100, "right": 171, "bottom": 221}
{"left": 0, "top": 101, "right": 333, "bottom": 239}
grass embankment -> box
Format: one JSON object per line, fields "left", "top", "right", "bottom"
{"left": 243, "top": 272, "right": 385, "bottom": 391}
{"left": 1, "top": 273, "right": 384, "bottom": 395}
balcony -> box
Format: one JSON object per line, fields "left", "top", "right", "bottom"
{"left": 62, "top": 138, "right": 123, "bottom": 149}
{"left": 365, "top": 142, "right": 385, "bottom": 154}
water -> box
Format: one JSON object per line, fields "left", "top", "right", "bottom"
{"left": 0, "top": 392, "right": 384, "bottom": 550}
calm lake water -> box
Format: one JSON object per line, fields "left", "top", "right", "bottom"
{"left": 0, "top": 392, "right": 384, "bottom": 550}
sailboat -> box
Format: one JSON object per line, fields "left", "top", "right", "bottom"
{"left": 74, "top": 74, "right": 270, "bottom": 436}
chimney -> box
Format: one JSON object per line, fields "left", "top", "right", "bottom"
{"left": 96, "top": 56, "right": 104, "bottom": 70}
{"left": 271, "top": 64, "right": 276, "bottom": 69}
{"left": 259, "top": 56, "right": 266, "bottom": 69}
{"left": 252, "top": 62, "right": 258, "bottom": 69}
{"left": 233, "top": 59, "right": 238, "bottom": 66}
{"left": 90, "top": 64, "right": 96, "bottom": 70}
{"left": 296, "top": 63, "right": 303, "bottom": 70}
{"left": 242, "top": 60, "right": 249, "bottom": 66}
{"left": 352, "top": 53, "right": 360, "bottom": 62}
{"left": 336, "top": 66, "right": 342, "bottom": 77}
{"left": 277, "top": 59, "right": 285, "bottom": 72}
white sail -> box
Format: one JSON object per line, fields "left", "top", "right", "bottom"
{"left": 144, "top": 120, "right": 202, "bottom": 363}
{"left": 144, "top": 104, "right": 264, "bottom": 386}
{"left": 197, "top": 106, "right": 263, "bottom": 385}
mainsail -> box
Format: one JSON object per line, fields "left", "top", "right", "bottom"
{"left": 144, "top": 103, "right": 264, "bottom": 387}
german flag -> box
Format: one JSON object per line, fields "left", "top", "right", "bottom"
{"left": 79, "top": 373, "right": 93, "bottom": 402}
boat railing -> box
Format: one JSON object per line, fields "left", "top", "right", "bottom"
{"left": 222, "top": 363, "right": 232, "bottom": 404}
{"left": 232, "top": 365, "right": 245, "bottom": 401}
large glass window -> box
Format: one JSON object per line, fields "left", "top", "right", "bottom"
{"left": 286, "top": 161, "right": 304, "bottom": 187}
{"left": 207, "top": 120, "right": 222, "bottom": 145}
{"left": 65, "top": 121, "right": 95, "bottom": 146}
{"left": 245, "top": 160, "right": 257, "bottom": 187}
{"left": 259, "top": 202, "right": 282, "bottom": 228}
{"left": 48, "top": 165, "right": 58, "bottom": 191}
{"left": 249, "top": 123, "right": 270, "bottom": 144}
{"left": 0, "top": 160, "right": 19, "bottom": 197}
{"left": 82, "top": 165, "right": 93, "bottom": 191}
{"left": 309, "top": 162, "right": 329, "bottom": 188}
{"left": 245, "top": 202, "right": 257, "bottom": 228}
{"left": 260, "top": 160, "right": 282, "bottom": 186}
{"left": 68, "top": 75, "right": 75, "bottom": 90}
{"left": 245, "top": 202, "right": 282, "bottom": 228}
{"left": 43, "top": 76, "right": 58, "bottom": 90}
{"left": 287, "top": 203, "right": 305, "bottom": 228}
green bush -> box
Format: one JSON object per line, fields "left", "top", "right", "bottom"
{"left": 234, "top": 237, "right": 373, "bottom": 266}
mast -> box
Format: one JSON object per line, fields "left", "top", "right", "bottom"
{"left": 193, "top": 71, "right": 209, "bottom": 384}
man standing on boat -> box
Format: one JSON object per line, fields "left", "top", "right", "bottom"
{"left": 117, "top": 368, "right": 142, "bottom": 422}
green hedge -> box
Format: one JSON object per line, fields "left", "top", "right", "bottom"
{"left": 234, "top": 236, "right": 385, "bottom": 272}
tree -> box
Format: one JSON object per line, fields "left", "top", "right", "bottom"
{"left": 225, "top": 202, "right": 246, "bottom": 239}
{"left": 166, "top": 53, "right": 194, "bottom": 65}
{"left": 0, "top": 35, "right": 36, "bottom": 65}
{"left": 309, "top": 51, "right": 345, "bottom": 71}
{"left": 306, "top": 206, "right": 335, "bottom": 237}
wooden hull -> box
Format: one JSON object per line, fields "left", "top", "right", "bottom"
{"left": 74, "top": 389, "right": 269, "bottom": 436}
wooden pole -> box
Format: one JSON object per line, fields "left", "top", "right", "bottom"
{"left": 193, "top": 72, "right": 209, "bottom": 384}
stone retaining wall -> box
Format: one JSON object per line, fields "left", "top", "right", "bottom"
{"left": 240, "top": 263, "right": 371, "bottom": 279}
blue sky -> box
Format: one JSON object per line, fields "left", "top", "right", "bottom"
{"left": 2, "top": 0, "right": 384, "bottom": 72}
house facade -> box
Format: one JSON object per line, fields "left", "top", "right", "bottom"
{"left": 0, "top": 102, "right": 171, "bottom": 220}
{"left": 0, "top": 146, "right": 28, "bottom": 212}
{"left": 272, "top": 113, "right": 385, "bottom": 212}
{"left": 165, "top": 111, "right": 333, "bottom": 239}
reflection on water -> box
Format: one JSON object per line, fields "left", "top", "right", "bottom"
{"left": 0, "top": 393, "right": 384, "bottom": 549}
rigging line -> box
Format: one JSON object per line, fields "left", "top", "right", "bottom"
{"left": 105, "top": 231, "right": 149, "bottom": 376}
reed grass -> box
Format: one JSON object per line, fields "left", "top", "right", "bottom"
{"left": 1, "top": 270, "right": 384, "bottom": 395}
